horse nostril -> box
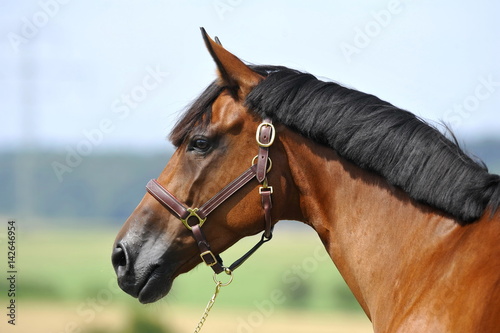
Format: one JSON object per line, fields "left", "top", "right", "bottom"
{"left": 112, "top": 242, "right": 128, "bottom": 274}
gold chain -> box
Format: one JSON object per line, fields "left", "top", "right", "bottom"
{"left": 193, "top": 269, "right": 233, "bottom": 333}
{"left": 193, "top": 282, "right": 222, "bottom": 333}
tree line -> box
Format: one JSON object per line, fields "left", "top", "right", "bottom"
{"left": 1, "top": 140, "right": 499, "bottom": 225}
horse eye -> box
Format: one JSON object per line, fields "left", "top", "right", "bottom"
{"left": 190, "top": 137, "right": 211, "bottom": 152}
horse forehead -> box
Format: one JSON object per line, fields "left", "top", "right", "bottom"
{"left": 210, "top": 93, "right": 252, "bottom": 129}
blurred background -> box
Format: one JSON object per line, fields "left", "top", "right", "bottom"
{"left": 1, "top": 0, "right": 499, "bottom": 332}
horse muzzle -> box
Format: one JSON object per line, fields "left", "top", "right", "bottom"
{"left": 111, "top": 234, "right": 178, "bottom": 304}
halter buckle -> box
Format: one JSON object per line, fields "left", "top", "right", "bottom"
{"left": 200, "top": 250, "right": 218, "bottom": 267}
{"left": 259, "top": 177, "right": 273, "bottom": 194}
{"left": 256, "top": 122, "right": 275, "bottom": 147}
{"left": 181, "top": 208, "right": 207, "bottom": 230}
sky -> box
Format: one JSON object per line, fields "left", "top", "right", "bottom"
{"left": 1, "top": 0, "right": 499, "bottom": 153}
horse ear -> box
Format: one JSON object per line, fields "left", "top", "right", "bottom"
{"left": 200, "top": 27, "right": 263, "bottom": 98}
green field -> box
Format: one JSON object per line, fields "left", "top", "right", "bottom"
{"left": 0, "top": 221, "right": 372, "bottom": 332}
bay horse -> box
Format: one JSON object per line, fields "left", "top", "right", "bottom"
{"left": 112, "top": 28, "right": 500, "bottom": 332}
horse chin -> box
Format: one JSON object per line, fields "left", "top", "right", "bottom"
{"left": 137, "top": 267, "right": 173, "bottom": 304}
{"left": 136, "top": 256, "right": 199, "bottom": 304}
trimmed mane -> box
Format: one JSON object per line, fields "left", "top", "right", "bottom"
{"left": 171, "top": 65, "right": 500, "bottom": 224}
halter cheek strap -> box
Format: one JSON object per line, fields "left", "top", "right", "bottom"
{"left": 145, "top": 119, "right": 275, "bottom": 274}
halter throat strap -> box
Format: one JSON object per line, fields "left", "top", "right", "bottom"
{"left": 145, "top": 119, "right": 275, "bottom": 274}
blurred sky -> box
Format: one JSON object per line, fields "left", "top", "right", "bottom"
{"left": 1, "top": 0, "right": 499, "bottom": 152}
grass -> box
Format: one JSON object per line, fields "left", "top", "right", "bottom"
{"left": 7, "top": 300, "right": 372, "bottom": 333}
{"left": 0, "top": 221, "right": 373, "bottom": 333}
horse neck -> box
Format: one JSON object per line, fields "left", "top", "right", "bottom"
{"left": 279, "top": 128, "right": 500, "bottom": 330}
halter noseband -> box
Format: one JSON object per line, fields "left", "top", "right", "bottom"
{"left": 145, "top": 119, "right": 275, "bottom": 275}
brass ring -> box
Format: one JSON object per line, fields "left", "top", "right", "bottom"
{"left": 213, "top": 268, "right": 233, "bottom": 287}
{"left": 251, "top": 155, "right": 272, "bottom": 173}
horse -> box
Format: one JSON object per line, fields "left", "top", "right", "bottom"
{"left": 112, "top": 28, "right": 500, "bottom": 332}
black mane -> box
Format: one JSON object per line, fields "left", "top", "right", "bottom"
{"left": 172, "top": 65, "right": 500, "bottom": 223}
{"left": 170, "top": 82, "right": 223, "bottom": 147}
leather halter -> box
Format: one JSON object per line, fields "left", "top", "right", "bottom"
{"left": 145, "top": 120, "right": 275, "bottom": 274}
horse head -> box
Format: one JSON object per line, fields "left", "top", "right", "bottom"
{"left": 112, "top": 29, "right": 297, "bottom": 304}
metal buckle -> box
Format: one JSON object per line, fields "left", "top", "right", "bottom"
{"left": 180, "top": 208, "right": 207, "bottom": 230}
{"left": 259, "top": 177, "right": 273, "bottom": 194}
{"left": 200, "top": 250, "right": 218, "bottom": 267}
{"left": 256, "top": 122, "right": 275, "bottom": 147}
{"left": 259, "top": 186, "right": 273, "bottom": 194}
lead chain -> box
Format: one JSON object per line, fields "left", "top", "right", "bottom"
{"left": 193, "top": 269, "right": 233, "bottom": 333}
{"left": 193, "top": 282, "right": 222, "bottom": 333}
